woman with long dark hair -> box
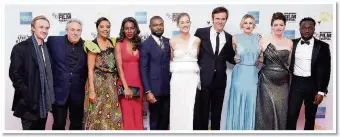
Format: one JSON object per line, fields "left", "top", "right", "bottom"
{"left": 115, "top": 17, "right": 144, "bottom": 130}
{"left": 255, "top": 12, "right": 293, "bottom": 130}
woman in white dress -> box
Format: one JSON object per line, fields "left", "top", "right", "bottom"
{"left": 169, "top": 13, "right": 201, "bottom": 130}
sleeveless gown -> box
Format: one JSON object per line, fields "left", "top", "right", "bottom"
{"left": 255, "top": 43, "right": 290, "bottom": 130}
{"left": 117, "top": 39, "right": 144, "bottom": 130}
{"left": 169, "top": 36, "right": 200, "bottom": 130}
{"left": 225, "top": 33, "right": 259, "bottom": 130}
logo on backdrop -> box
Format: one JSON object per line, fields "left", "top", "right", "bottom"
{"left": 172, "top": 30, "right": 180, "bottom": 38}
{"left": 140, "top": 32, "right": 150, "bottom": 42}
{"left": 206, "top": 15, "right": 212, "bottom": 26}
{"left": 314, "top": 125, "right": 328, "bottom": 130}
{"left": 206, "top": 20, "right": 211, "bottom": 26}
{"left": 95, "top": 12, "right": 112, "bottom": 20}
{"left": 166, "top": 13, "right": 180, "bottom": 23}
{"left": 284, "top": 12, "right": 297, "bottom": 22}
{"left": 52, "top": 13, "right": 72, "bottom": 23}
{"left": 284, "top": 30, "right": 295, "bottom": 39}
{"left": 20, "top": 12, "right": 32, "bottom": 25}
{"left": 247, "top": 11, "right": 260, "bottom": 24}
{"left": 314, "top": 32, "right": 332, "bottom": 41}
{"left": 59, "top": 31, "right": 66, "bottom": 36}
{"left": 16, "top": 34, "right": 30, "bottom": 44}
{"left": 93, "top": 12, "right": 112, "bottom": 26}
{"left": 315, "top": 106, "right": 326, "bottom": 118}
{"left": 317, "top": 12, "right": 333, "bottom": 25}
{"left": 91, "top": 32, "right": 97, "bottom": 39}
{"left": 135, "top": 12, "right": 147, "bottom": 24}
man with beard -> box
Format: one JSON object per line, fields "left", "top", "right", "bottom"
{"left": 140, "top": 16, "right": 171, "bottom": 130}
{"left": 46, "top": 19, "right": 88, "bottom": 130}
{"left": 287, "top": 17, "right": 331, "bottom": 130}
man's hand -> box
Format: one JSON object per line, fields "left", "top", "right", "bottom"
{"left": 146, "top": 91, "right": 157, "bottom": 104}
{"left": 313, "top": 94, "right": 324, "bottom": 105}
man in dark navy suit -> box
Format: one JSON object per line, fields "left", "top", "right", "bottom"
{"left": 46, "top": 19, "right": 88, "bottom": 130}
{"left": 140, "top": 16, "right": 171, "bottom": 130}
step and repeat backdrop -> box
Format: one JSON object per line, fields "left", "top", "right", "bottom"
{"left": 5, "top": 4, "right": 334, "bottom": 130}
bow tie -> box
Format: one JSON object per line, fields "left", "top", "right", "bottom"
{"left": 301, "top": 40, "right": 310, "bottom": 45}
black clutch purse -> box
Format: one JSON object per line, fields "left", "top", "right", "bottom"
{"left": 118, "top": 85, "right": 140, "bottom": 98}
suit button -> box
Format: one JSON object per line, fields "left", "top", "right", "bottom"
{"left": 70, "top": 73, "right": 73, "bottom": 75}
{"left": 69, "top": 83, "right": 71, "bottom": 85}
{"left": 214, "top": 69, "right": 216, "bottom": 72}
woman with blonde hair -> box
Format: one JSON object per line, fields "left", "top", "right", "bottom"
{"left": 225, "top": 14, "right": 260, "bottom": 130}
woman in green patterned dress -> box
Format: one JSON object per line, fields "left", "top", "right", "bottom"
{"left": 83, "top": 17, "right": 123, "bottom": 130}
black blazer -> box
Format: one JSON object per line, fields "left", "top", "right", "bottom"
{"left": 9, "top": 37, "right": 47, "bottom": 120}
{"left": 194, "top": 27, "right": 235, "bottom": 89}
{"left": 46, "top": 36, "right": 88, "bottom": 106}
{"left": 290, "top": 37, "right": 331, "bottom": 94}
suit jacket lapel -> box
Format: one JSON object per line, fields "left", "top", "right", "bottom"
{"left": 161, "top": 36, "right": 169, "bottom": 52}
{"left": 217, "top": 30, "right": 229, "bottom": 57}
{"left": 62, "top": 37, "right": 71, "bottom": 72}
{"left": 202, "top": 27, "right": 214, "bottom": 57}
{"left": 311, "top": 37, "right": 321, "bottom": 67}
{"left": 290, "top": 38, "right": 300, "bottom": 71}
{"left": 72, "top": 40, "right": 84, "bottom": 72}
{"left": 149, "top": 36, "right": 162, "bottom": 56}
{"left": 28, "top": 38, "right": 39, "bottom": 65}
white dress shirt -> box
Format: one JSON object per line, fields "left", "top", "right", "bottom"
{"left": 293, "top": 37, "right": 325, "bottom": 96}
{"left": 152, "top": 34, "right": 162, "bottom": 46}
{"left": 210, "top": 27, "right": 226, "bottom": 55}
{"left": 294, "top": 37, "right": 314, "bottom": 77}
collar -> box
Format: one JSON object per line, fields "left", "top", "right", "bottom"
{"left": 299, "top": 37, "right": 314, "bottom": 44}
{"left": 65, "top": 35, "right": 83, "bottom": 46}
{"left": 210, "top": 26, "right": 223, "bottom": 35}
{"left": 151, "top": 34, "right": 162, "bottom": 41}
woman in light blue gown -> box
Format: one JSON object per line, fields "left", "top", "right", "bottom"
{"left": 225, "top": 14, "right": 261, "bottom": 130}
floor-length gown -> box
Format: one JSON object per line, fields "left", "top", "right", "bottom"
{"left": 255, "top": 43, "right": 290, "bottom": 130}
{"left": 225, "top": 33, "right": 259, "bottom": 130}
{"left": 170, "top": 36, "right": 200, "bottom": 130}
{"left": 84, "top": 39, "right": 123, "bottom": 130}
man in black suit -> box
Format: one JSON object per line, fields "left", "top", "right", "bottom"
{"left": 193, "top": 6, "right": 236, "bottom": 130}
{"left": 9, "top": 15, "right": 54, "bottom": 130}
{"left": 47, "top": 19, "right": 88, "bottom": 130}
{"left": 287, "top": 17, "right": 331, "bottom": 130}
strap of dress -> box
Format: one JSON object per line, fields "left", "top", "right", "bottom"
{"left": 186, "top": 36, "right": 195, "bottom": 52}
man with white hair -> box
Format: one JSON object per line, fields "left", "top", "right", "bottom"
{"left": 46, "top": 19, "right": 88, "bottom": 130}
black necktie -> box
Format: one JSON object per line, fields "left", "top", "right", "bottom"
{"left": 301, "top": 40, "right": 310, "bottom": 45}
{"left": 215, "top": 32, "right": 220, "bottom": 56}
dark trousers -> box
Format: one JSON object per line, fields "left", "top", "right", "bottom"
{"left": 21, "top": 117, "right": 47, "bottom": 130}
{"left": 52, "top": 96, "right": 84, "bottom": 130}
{"left": 287, "top": 75, "right": 319, "bottom": 130}
{"left": 149, "top": 95, "right": 170, "bottom": 130}
{"left": 193, "top": 73, "right": 226, "bottom": 130}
